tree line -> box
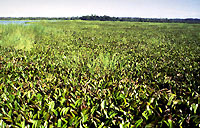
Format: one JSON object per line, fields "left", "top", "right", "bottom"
{"left": 79, "top": 15, "right": 200, "bottom": 23}
{"left": 1, "top": 15, "right": 200, "bottom": 23}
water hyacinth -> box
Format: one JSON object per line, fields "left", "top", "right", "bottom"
{"left": 0, "top": 20, "right": 200, "bottom": 127}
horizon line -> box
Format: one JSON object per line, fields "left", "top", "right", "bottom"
{"left": 1, "top": 15, "right": 200, "bottom": 20}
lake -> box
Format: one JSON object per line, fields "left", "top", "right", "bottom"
{"left": 0, "top": 21, "right": 38, "bottom": 25}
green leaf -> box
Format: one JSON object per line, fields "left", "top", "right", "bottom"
{"left": 75, "top": 98, "right": 82, "bottom": 107}
{"left": 48, "top": 101, "right": 55, "bottom": 112}
{"left": 21, "top": 120, "right": 25, "bottom": 128}
{"left": 91, "top": 106, "right": 96, "bottom": 114}
{"left": 98, "top": 122, "right": 104, "bottom": 128}
{"left": 135, "top": 119, "right": 143, "bottom": 128}
{"left": 0, "top": 120, "right": 6, "bottom": 128}
{"left": 30, "top": 120, "right": 38, "bottom": 128}
{"left": 81, "top": 112, "right": 88, "bottom": 123}
{"left": 142, "top": 111, "right": 148, "bottom": 120}
{"left": 53, "top": 109, "right": 58, "bottom": 116}
{"left": 167, "top": 94, "right": 176, "bottom": 106}
{"left": 145, "top": 123, "right": 154, "bottom": 128}
{"left": 168, "top": 119, "right": 173, "bottom": 128}
{"left": 61, "top": 107, "right": 70, "bottom": 116}
{"left": 57, "top": 119, "right": 62, "bottom": 127}
{"left": 159, "top": 107, "right": 163, "bottom": 113}
{"left": 191, "top": 103, "right": 198, "bottom": 114}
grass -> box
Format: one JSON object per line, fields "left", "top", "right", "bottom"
{"left": 0, "top": 20, "right": 200, "bottom": 127}
{"left": 0, "top": 24, "right": 45, "bottom": 50}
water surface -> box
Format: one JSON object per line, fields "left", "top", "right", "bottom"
{"left": 0, "top": 21, "right": 38, "bottom": 25}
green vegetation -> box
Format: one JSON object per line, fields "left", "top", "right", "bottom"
{"left": 0, "top": 21, "right": 200, "bottom": 127}
{"left": 0, "top": 24, "right": 44, "bottom": 50}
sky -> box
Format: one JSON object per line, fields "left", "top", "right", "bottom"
{"left": 0, "top": 0, "right": 200, "bottom": 18}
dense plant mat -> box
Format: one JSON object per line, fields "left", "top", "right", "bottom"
{"left": 0, "top": 21, "right": 200, "bottom": 127}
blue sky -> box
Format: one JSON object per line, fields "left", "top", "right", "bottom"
{"left": 0, "top": 0, "right": 199, "bottom": 18}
